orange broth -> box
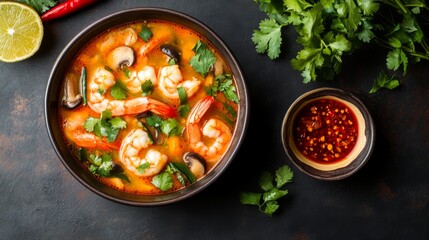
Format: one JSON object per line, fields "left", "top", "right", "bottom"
{"left": 59, "top": 20, "right": 238, "bottom": 195}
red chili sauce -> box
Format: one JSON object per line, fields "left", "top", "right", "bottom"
{"left": 293, "top": 98, "right": 358, "bottom": 164}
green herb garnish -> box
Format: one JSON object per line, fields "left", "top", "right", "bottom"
{"left": 110, "top": 81, "right": 127, "bottom": 100}
{"left": 151, "top": 171, "right": 174, "bottom": 191}
{"left": 240, "top": 165, "right": 294, "bottom": 217}
{"left": 190, "top": 40, "right": 216, "bottom": 77}
{"left": 177, "top": 87, "right": 190, "bottom": 117}
{"left": 369, "top": 71, "right": 400, "bottom": 93}
{"left": 208, "top": 73, "right": 239, "bottom": 103}
{"left": 141, "top": 80, "right": 154, "bottom": 96}
{"left": 139, "top": 25, "right": 153, "bottom": 42}
{"left": 145, "top": 115, "right": 183, "bottom": 137}
{"left": 84, "top": 110, "right": 127, "bottom": 142}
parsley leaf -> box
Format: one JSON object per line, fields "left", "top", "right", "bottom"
{"left": 190, "top": 41, "right": 216, "bottom": 77}
{"left": 240, "top": 164, "right": 294, "bottom": 216}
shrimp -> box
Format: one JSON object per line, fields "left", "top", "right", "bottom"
{"left": 186, "top": 96, "right": 232, "bottom": 162}
{"left": 87, "top": 67, "right": 176, "bottom": 117}
{"left": 63, "top": 111, "right": 119, "bottom": 150}
{"left": 158, "top": 65, "right": 201, "bottom": 99}
{"left": 123, "top": 66, "right": 157, "bottom": 94}
{"left": 98, "top": 27, "right": 138, "bottom": 54}
{"left": 119, "top": 129, "right": 168, "bottom": 177}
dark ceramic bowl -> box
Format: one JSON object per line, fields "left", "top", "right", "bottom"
{"left": 45, "top": 8, "right": 248, "bottom": 206}
{"left": 281, "top": 88, "right": 374, "bottom": 180}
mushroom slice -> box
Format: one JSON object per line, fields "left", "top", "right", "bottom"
{"left": 160, "top": 44, "right": 181, "bottom": 63}
{"left": 183, "top": 152, "right": 206, "bottom": 179}
{"left": 62, "top": 73, "right": 82, "bottom": 109}
{"left": 108, "top": 46, "right": 135, "bottom": 70}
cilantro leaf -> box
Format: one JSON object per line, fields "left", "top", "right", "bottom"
{"left": 110, "top": 82, "right": 127, "bottom": 100}
{"left": 160, "top": 118, "right": 183, "bottom": 137}
{"left": 259, "top": 171, "right": 274, "bottom": 191}
{"left": 146, "top": 115, "right": 163, "bottom": 128}
{"left": 141, "top": 80, "right": 154, "bottom": 96}
{"left": 275, "top": 165, "right": 294, "bottom": 188}
{"left": 252, "top": 19, "right": 284, "bottom": 60}
{"left": 151, "top": 171, "right": 173, "bottom": 191}
{"left": 137, "top": 162, "right": 151, "bottom": 174}
{"left": 209, "top": 74, "right": 239, "bottom": 103}
{"left": 240, "top": 164, "right": 294, "bottom": 216}
{"left": 17, "top": 0, "right": 57, "bottom": 14}
{"left": 369, "top": 71, "right": 400, "bottom": 93}
{"left": 84, "top": 110, "right": 126, "bottom": 142}
{"left": 190, "top": 41, "right": 216, "bottom": 77}
{"left": 139, "top": 26, "right": 153, "bottom": 42}
{"left": 239, "top": 192, "right": 262, "bottom": 206}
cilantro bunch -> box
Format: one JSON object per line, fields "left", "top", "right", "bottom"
{"left": 84, "top": 110, "right": 127, "bottom": 142}
{"left": 17, "top": 0, "right": 57, "bottom": 14}
{"left": 240, "top": 165, "right": 294, "bottom": 216}
{"left": 252, "top": 0, "right": 429, "bottom": 92}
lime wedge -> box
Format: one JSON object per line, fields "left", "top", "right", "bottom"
{"left": 0, "top": 1, "right": 44, "bottom": 63}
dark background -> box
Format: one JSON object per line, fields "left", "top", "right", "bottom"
{"left": 1, "top": 0, "right": 428, "bottom": 239}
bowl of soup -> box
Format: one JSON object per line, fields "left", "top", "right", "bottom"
{"left": 281, "top": 88, "right": 375, "bottom": 180}
{"left": 45, "top": 8, "right": 249, "bottom": 205}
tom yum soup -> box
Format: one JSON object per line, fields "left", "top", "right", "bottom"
{"left": 59, "top": 20, "right": 239, "bottom": 195}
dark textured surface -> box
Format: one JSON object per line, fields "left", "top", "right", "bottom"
{"left": 0, "top": 0, "right": 428, "bottom": 239}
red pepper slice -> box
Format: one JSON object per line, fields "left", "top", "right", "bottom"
{"left": 41, "top": 0, "right": 100, "bottom": 22}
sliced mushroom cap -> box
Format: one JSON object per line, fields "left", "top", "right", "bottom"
{"left": 210, "top": 58, "right": 224, "bottom": 76}
{"left": 183, "top": 152, "right": 206, "bottom": 179}
{"left": 62, "top": 72, "right": 82, "bottom": 109}
{"left": 160, "top": 44, "right": 181, "bottom": 63}
{"left": 107, "top": 46, "right": 135, "bottom": 70}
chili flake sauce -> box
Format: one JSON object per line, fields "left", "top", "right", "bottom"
{"left": 293, "top": 98, "right": 358, "bottom": 164}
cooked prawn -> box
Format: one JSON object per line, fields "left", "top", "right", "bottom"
{"left": 158, "top": 64, "right": 201, "bottom": 99}
{"left": 63, "top": 111, "right": 119, "bottom": 150}
{"left": 119, "top": 129, "right": 168, "bottom": 177}
{"left": 124, "top": 66, "right": 157, "bottom": 94}
{"left": 87, "top": 67, "right": 176, "bottom": 117}
{"left": 186, "top": 96, "right": 232, "bottom": 162}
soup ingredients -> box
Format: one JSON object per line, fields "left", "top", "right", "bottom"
{"left": 190, "top": 41, "right": 217, "bottom": 77}
{"left": 240, "top": 165, "right": 294, "bottom": 217}
{"left": 186, "top": 96, "right": 232, "bottom": 162}
{"left": 63, "top": 111, "right": 121, "bottom": 150}
{"left": 62, "top": 73, "right": 83, "bottom": 109}
{"left": 41, "top": 0, "right": 100, "bottom": 22}
{"left": 87, "top": 67, "right": 176, "bottom": 117}
{"left": 183, "top": 152, "right": 206, "bottom": 179}
{"left": 158, "top": 65, "right": 201, "bottom": 99}
{"left": 0, "top": 1, "right": 44, "bottom": 63}
{"left": 107, "top": 46, "right": 136, "bottom": 70}
{"left": 252, "top": 0, "right": 429, "bottom": 92}
{"left": 293, "top": 98, "right": 358, "bottom": 163}
{"left": 119, "top": 129, "right": 168, "bottom": 177}
{"left": 160, "top": 44, "right": 181, "bottom": 63}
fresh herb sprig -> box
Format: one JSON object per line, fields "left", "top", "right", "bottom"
{"left": 240, "top": 165, "right": 294, "bottom": 217}
{"left": 252, "top": 0, "right": 429, "bottom": 92}
{"left": 84, "top": 110, "right": 127, "bottom": 142}
{"left": 17, "top": 0, "right": 57, "bottom": 14}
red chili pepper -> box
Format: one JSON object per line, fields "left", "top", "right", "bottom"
{"left": 41, "top": 0, "right": 101, "bottom": 22}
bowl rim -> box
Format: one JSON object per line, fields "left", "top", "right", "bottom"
{"left": 44, "top": 7, "right": 249, "bottom": 206}
{"left": 281, "top": 87, "right": 375, "bottom": 180}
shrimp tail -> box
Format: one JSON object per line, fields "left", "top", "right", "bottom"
{"left": 186, "top": 96, "right": 216, "bottom": 143}
{"left": 147, "top": 98, "right": 177, "bottom": 118}
{"left": 70, "top": 132, "right": 120, "bottom": 150}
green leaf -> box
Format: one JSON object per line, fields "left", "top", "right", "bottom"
{"left": 110, "top": 117, "right": 127, "bottom": 129}
{"left": 151, "top": 172, "right": 174, "bottom": 191}
{"left": 169, "top": 162, "right": 197, "bottom": 184}
{"left": 262, "top": 188, "right": 288, "bottom": 202}
{"left": 141, "top": 80, "right": 154, "bottom": 96}
{"left": 369, "top": 71, "right": 400, "bottom": 93}
{"left": 84, "top": 117, "right": 100, "bottom": 132}
{"left": 239, "top": 192, "right": 262, "bottom": 206}
{"left": 357, "top": 0, "right": 379, "bottom": 16}
{"left": 209, "top": 74, "right": 239, "bottom": 103}
{"left": 263, "top": 201, "right": 280, "bottom": 216}
{"left": 259, "top": 171, "right": 274, "bottom": 191}
{"left": 111, "top": 82, "right": 127, "bottom": 100}
{"left": 146, "top": 115, "right": 163, "bottom": 128}
{"left": 252, "top": 19, "right": 284, "bottom": 60}
{"left": 177, "top": 87, "right": 188, "bottom": 104}
{"left": 190, "top": 41, "right": 216, "bottom": 77}
{"left": 137, "top": 162, "right": 151, "bottom": 174}
{"left": 284, "top": 0, "right": 312, "bottom": 12}
{"left": 139, "top": 26, "right": 153, "bottom": 42}
{"left": 178, "top": 104, "right": 190, "bottom": 118}
{"left": 275, "top": 165, "right": 294, "bottom": 188}
{"left": 160, "top": 118, "right": 183, "bottom": 137}
{"left": 386, "top": 48, "right": 408, "bottom": 72}
{"left": 17, "top": 0, "right": 57, "bottom": 14}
